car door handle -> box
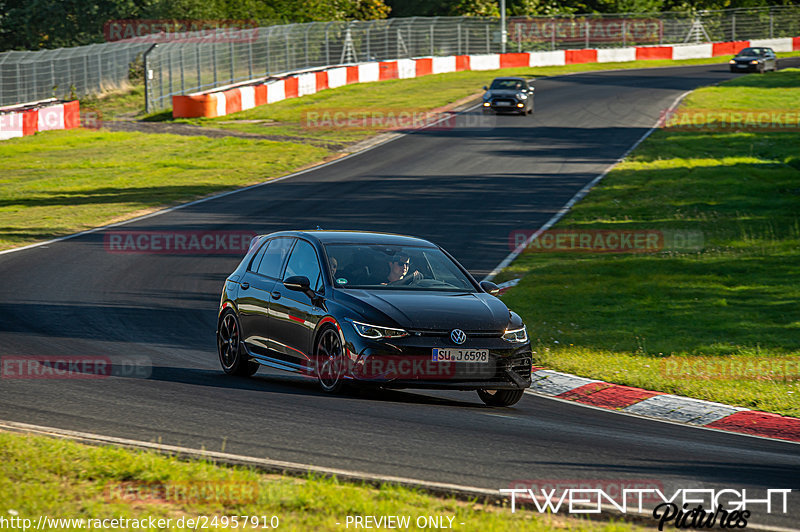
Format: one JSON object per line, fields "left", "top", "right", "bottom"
{"left": 271, "top": 291, "right": 281, "bottom": 300}
{"left": 240, "top": 282, "right": 249, "bottom": 290}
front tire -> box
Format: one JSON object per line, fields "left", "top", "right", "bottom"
{"left": 217, "top": 310, "right": 259, "bottom": 376}
{"left": 477, "top": 388, "right": 525, "bottom": 407}
{"left": 315, "top": 326, "right": 347, "bottom": 393}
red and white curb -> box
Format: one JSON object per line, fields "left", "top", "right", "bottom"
{"left": 0, "top": 99, "right": 80, "bottom": 140}
{"left": 528, "top": 368, "right": 800, "bottom": 443}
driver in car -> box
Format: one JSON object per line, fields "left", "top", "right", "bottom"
{"left": 384, "top": 254, "right": 423, "bottom": 285}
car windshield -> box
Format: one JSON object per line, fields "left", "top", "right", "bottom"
{"left": 490, "top": 79, "right": 523, "bottom": 90}
{"left": 324, "top": 244, "right": 476, "bottom": 291}
{"left": 737, "top": 48, "right": 765, "bottom": 56}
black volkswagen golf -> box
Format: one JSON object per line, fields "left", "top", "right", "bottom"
{"left": 217, "top": 231, "right": 532, "bottom": 406}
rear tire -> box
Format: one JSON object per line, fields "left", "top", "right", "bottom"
{"left": 217, "top": 310, "right": 259, "bottom": 376}
{"left": 477, "top": 388, "right": 525, "bottom": 407}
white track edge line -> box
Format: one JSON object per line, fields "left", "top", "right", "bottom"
{"left": 482, "top": 88, "right": 691, "bottom": 282}
{"left": 0, "top": 419, "right": 795, "bottom": 531}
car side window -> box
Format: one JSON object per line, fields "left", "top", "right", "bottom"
{"left": 248, "top": 240, "right": 270, "bottom": 272}
{"left": 283, "top": 239, "right": 323, "bottom": 292}
{"left": 256, "top": 237, "right": 294, "bottom": 279}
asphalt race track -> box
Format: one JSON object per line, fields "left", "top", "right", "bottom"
{"left": 2, "top": 60, "right": 799, "bottom": 528}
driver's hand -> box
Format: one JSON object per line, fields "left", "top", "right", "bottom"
{"left": 410, "top": 271, "right": 423, "bottom": 281}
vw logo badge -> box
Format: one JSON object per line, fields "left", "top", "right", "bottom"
{"left": 450, "top": 329, "right": 466, "bottom": 345}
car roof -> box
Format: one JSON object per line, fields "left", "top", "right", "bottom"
{"left": 258, "top": 230, "right": 438, "bottom": 247}
{"left": 492, "top": 77, "right": 526, "bottom": 81}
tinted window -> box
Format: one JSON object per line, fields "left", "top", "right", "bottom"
{"left": 284, "top": 239, "right": 323, "bottom": 292}
{"left": 490, "top": 79, "right": 524, "bottom": 90}
{"left": 248, "top": 240, "right": 269, "bottom": 272}
{"left": 324, "top": 244, "right": 475, "bottom": 292}
{"left": 256, "top": 238, "right": 294, "bottom": 278}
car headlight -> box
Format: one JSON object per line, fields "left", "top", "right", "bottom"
{"left": 729, "top": 59, "right": 736, "bottom": 64}
{"left": 350, "top": 320, "right": 408, "bottom": 339}
{"left": 502, "top": 325, "right": 528, "bottom": 343}
{"left": 750, "top": 60, "right": 759, "bottom": 64}
{"left": 516, "top": 92, "right": 527, "bottom": 100}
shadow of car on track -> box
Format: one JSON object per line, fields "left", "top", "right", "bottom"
{"left": 145, "top": 366, "right": 485, "bottom": 408}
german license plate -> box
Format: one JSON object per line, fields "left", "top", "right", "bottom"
{"left": 495, "top": 101, "right": 511, "bottom": 106}
{"left": 432, "top": 348, "right": 489, "bottom": 363}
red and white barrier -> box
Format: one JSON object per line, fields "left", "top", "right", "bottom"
{"left": 172, "top": 36, "right": 800, "bottom": 118}
{"left": 0, "top": 100, "right": 80, "bottom": 141}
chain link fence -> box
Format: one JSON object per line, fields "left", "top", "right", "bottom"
{"left": 1, "top": 6, "right": 798, "bottom": 111}
{"left": 0, "top": 42, "right": 152, "bottom": 107}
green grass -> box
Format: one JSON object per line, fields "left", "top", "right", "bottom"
{"left": 0, "top": 431, "right": 639, "bottom": 531}
{"left": 0, "top": 129, "right": 326, "bottom": 250}
{"left": 498, "top": 68, "right": 800, "bottom": 417}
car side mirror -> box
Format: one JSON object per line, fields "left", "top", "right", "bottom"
{"left": 483, "top": 86, "right": 488, "bottom": 91}
{"left": 480, "top": 281, "right": 501, "bottom": 295}
{"left": 284, "top": 275, "right": 311, "bottom": 292}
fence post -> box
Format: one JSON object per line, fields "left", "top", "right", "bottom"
{"left": 518, "top": 23, "right": 522, "bottom": 52}
{"left": 168, "top": 48, "right": 173, "bottom": 97}
{"left": 325, "top": 22, "right": 331, "bottom": 65}
{"left": 732, "top": 14, "right": 736, "bottom": 41}
{"left": 457, "top": 22, "right": 462, "bottom": 55}
{"left": 465, "top": 22, "right": 469, "bottom": 54}
{"left": 305, "top": 24, "right": 311, "bottom": 65}
{"left": 247, "top": 39, "right": 253, "bottom": 79}
{"left": 144, "top": 44, "right": 158, "bottom": 114}
{"left": 769, "top": 10, "right": 773, "bottom": 39}
{"left": 585, "top": 20, "right": 589, "bottom": 48}
{"left": 430, "top": 23, "right": 434, "bottom": 56}
{"left": 622, "top": 19, "right": 627, "bottom": 47}
{"left": 485, "top": 24, "right": 489, "bottom": 53}
{"left": 213, "top": 43, "right": 218, "bottom": 86}
{"left": 551, "top": 20, "right": 556, "bottom": 51}
{"left": 180, "top": 47, "right": 186, "bottom": 93}
{"left": 229, "top": 40, "right": 235, "bottom": 84}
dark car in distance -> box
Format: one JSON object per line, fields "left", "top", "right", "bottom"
{"left": 217, "top": 231, "right": 532, "bottom": 406}
{"left": 482, "top": 77, "right": 534, "bottom": 115}
{"left": 729, "top": 47, "right": 777, "bottom": 73}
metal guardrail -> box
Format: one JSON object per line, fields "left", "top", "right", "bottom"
{"left": 1, "top": 6, "right": 798, "bottom": 110}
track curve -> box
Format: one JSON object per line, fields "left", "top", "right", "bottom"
{"left": 2, "top": 61, "right": 799, "bottom": 528}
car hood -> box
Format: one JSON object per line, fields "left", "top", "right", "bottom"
{"left": 735, "top": 55, "right": 762, "bottom": 61}
{"left": 485, "top": 89, "right": 522, "bottom": 98}
{"left": 337, "top": 289, "right": 510, "bottom": 331}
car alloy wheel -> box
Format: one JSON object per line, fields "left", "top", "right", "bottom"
{"left": 477, "top": 388, "right": 525, "bottom": 407}
{"left": 315, "top": 327, "right": 346, "bottom": 393}
{"left": 218, "top": 310, "right": 259, "bottom": 376}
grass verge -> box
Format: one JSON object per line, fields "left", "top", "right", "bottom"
{"left": 0, "top": 130, "right": 327, "bottom": 250}
{"left": 0, "top": 431, "right": 640, "bottom": 531}
{"left": 497, "top": 68, "right": 800, "bottom": 417}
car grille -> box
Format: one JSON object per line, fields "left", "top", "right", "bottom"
{"left": 491, "top": 98, "right": 517, "bottom": 106}
{"left": 498, "top": 356, "right": 532, "bottom": 380}
{"left": 408, "top": 329, "right": 503, "bottom": 338}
